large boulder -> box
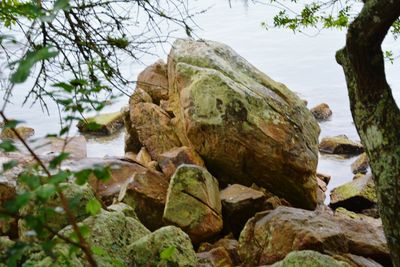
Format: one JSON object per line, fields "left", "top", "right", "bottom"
{"left": 167, "top": 39, "right": 320, "bottom": 209}
{"left": 163, "top": 164, "right": 222, "bottom": 243}
{"left": 238, "top": 206, "right": 389, "bottom": 266}
{"left": 270, "top": 250, "right": 350, "bottom": 267}
{"left": 129, "top": 226, "right": 197, "bottom": 267}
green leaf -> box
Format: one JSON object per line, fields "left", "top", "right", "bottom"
{"left": 11, "top": 47, "right": 59, "bottom": 83}
{"left": 93, "top": 166, "right": 110, "bottom": 181}
{"left": 160, "top": 246, "right": 176, "bottom": 260}
{"left": 49, "top": 170, "right": 70, "bottom": 185}
{"left": 18, "top": 173, "right": 41, "bottom": 190}
{"left": 35, "top": 184, "right": 56, "bottom": 200}
{"left": 74, "top": 169, "right": 92, "bottom": 185}
{"left": 49, "top": 152, "right": 70, "bottom": 169}
{"left": 92, "top": 246, "right": 106, "bottom": 256}
{"left": 85, "top": 121, "right": 102, "bottom": 131}
{"left": 0, "top": 140, "right": 17, "bottom": 152}
{"left": 3, "top": 119, "right": 23, "bottom": 129}
{"left": 2, "top": 160, "right": 18, "bottom": 171}
{"left": 5, "top": 192, "right": 32, "bottom": 212}
{"left": 54, "top": 0, "right": 70, "bottom": 11}
{"left": 85, "top": 198, "right": 101, "bottom": 216}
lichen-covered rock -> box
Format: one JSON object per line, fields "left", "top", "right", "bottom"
{"left": 310, "top": 103, "right": 333, "bottom": 121}
{"left": 0, "top": 236, "right": 14, "bottom": 265}
{"left": 131, "top": 102, "right": 181, "bottom": 160}
{"left": 197, "top": 247, "right": 234, "bottom": 267}
{"left": 107, "top": 202, "right": 139, "bottom": 220}
{"left": 330, "top": 174, "right": 377, "bottom": 213}
{"left": 270, "top": 250, "right": 351, "bottom": 267}
{"left": 65, "top": 158, "right": 168, "bottom": 231}
{"left": 129, "top": 226, "right": 197, "bottom": 267}
{"left": 220, "top": 184, "right": 266, "bottom": 237}
{"left": 77, "top": 111, "right": 124, "bottom": 135}
{"left": 319, "top": 135, "right": 364, "bottom": 155}
{"left": 163, "top": 164, "right": 222, "bottom": 243}
{"left": 158, "top": 146, "right": 205, "bottom": 178}
{"left": 168, "top": 39, "right": 319, "bottom": 209}
{"left": 136, "top": 59, "right": 169, "bottom": 104}
{"left": 18, "top": 183, "right": 95, "bottom": 240}
{"left": 24, "top": 209, "right": 150, "bottom": 266}
{"left": 0, "top": 126, "right": 34, "bottom": 140}
{"left": 238, "top": 206, "right": 389, "bottom": 266}
{"left": 351, "top": 152, "right": 369, "bottom": 174}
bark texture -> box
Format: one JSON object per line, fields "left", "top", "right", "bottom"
{"left": 336, "top": 0, "right": 400, "bottom": 265}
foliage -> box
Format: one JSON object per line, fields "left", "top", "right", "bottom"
{"left": 0, "top": 0, "right": 195, "bottom": 266}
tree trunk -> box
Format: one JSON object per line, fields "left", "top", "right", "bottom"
{"left": 336, "top": 1, "right": 400, "bottom": 265}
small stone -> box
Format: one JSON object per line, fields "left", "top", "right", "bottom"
{"left": 77, "top": 111, "right": 124, "bottom": 135}
{"left": 319, "top": 135, "right": 364, "bottom": 155}
{"left": 310, "top": 103, "right": 333, "bottom": 121}
{"left": 136, "top": 147, "right": 152, "bottom": 166}
{"left": 317, "top": 172, "right": 331, "bottom": 185}
{"left": 197, "top": 247, "right": 234, "bottom": 267}
{"left": 351, "top": 152, "right": 369, "bottom": 174}
{"left": 270, "top": 250, "right": 351, "bottom": 267}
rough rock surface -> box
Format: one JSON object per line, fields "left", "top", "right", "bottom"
{"left": 136, "top": 59, "right": 169, "bottom": 104}
{"left": 330, "top": 174, "right": 377, "bottom": 213}
{"left": 351, "top": 152, "right": 369, "bottom": 174}
{"left": 129, "top": 226, "right": 197, "bottom": 267}
{"left": 131, "top": 102, "right": 181, "bottom": 160}
{"left": 270, "top": 250, "right": 350, "bottom": 267}
{"left": 158, "top": 146, "right": 205, "bottom": 178}
{"left": 197, "top": 247, "right": 234, "bottom": 267}
{"left": 310, "top": 103, "right": 333, "bottom": 121}
{"left": 220, "top": 184, "right": 266, "bottom": 236}
{"left": 77, "top": 111, "right": 124, "bottom": 135}
{"left": 167, "top": 39, "right": 320, "bottom": 209}
{"left": 319, "top": 135, "right": 364, "bottom": 155}
{"left": 163, "top": 164, "right": 222, "bottom": 243}
{"left": 238, "top": 206, "right": 389, "bottom": 266}
{"left": 198, "top": 235, "right": 241, "bottom": 266}
{"left": 0, "top": 126, "right": 34, "bottom": 140}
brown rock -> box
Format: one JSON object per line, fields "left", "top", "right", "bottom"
{"left": 220, "top": 184, "right": 266, "bottom": 237}
{"left": 310, "top": 103, "right": 333, "bottom": 121}
{"left": 135, "top": 147, "right": 152, "bottom": 166}
{"left": 136, "top": 59, "right": 169, "bottom": 104}
{"left": 130, "top": 102, "right": 181, "bottom": 161}
{"left": 63, "top": 158, "right": 168, "bottom": 231}
{"left": 337, "top": 253, "right": 384, "bottom": 267}
{"left": 158, "top": 146, "right": 204, "bottom": 178}
{"left": 317, "top": 172, "right": 331, "bottom": 185}
{"left": 33, "top": 136, "right": 87, "bottom": 159}
{"left": 351, "top": 152, "right": 369, "bottom": 174}
{"left": 163, "top": 165, "right": 223, "bottom": 243}
{"left": 319, "top": 135, "right": 364, "bottom": 155}
{"left": 197, "top": 247, "right": 234, "bottom": 267}
{"left": 0, "top": 126, "right": 34, "bottom": 140}
{"left": 198, "top": 235, "right": 241, "bottom": 266}
{"left": 159, "top": 100, "right": 174, "bottom": 117}
{"left": 238, "top": 206, "right": 389, "bottom": 266}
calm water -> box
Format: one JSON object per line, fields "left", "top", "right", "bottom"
{"left": 3, "top": 0, "right": 400, "bottom": 196}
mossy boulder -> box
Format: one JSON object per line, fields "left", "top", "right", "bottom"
{"left": 23, "top": 209, "right": 150, "bottom": 266}
{"left": 330, "top": 174, "right": 377, "bottom": 212}
{"left": 18, "top": 183, "right": 95, "bottom": 240}
{"left": 129, "top": 226, "right": 197, "bottom": 267}
{"left": 270, "top": 250, "right": 351, "bottom": 267}
{"left": 163, "top": 164, "right": 222, "bottom": 243}
{"left": 168, "top": 39, "right": 319, "bottom": 209}
{"left": 77, "top": 111, "right": 124, "bottom": 135}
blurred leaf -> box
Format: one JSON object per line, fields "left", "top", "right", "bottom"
{"left": 54, "top": 0, "right": 70, "bottom": 11}
{"left": 5, "top": 192, "right": 32, "bottom": 212}
{"left": 18, "top": 173, "right": 41, "bottom": 190}
{"left": 85, "top": 198, "right": 101, "bottom": 216}
{"left": 74, "top": 169, "right": 91, "bottom": 185}
{"left": 0, "top": 140, "right": 17, "bottom": 152}
{"left": 2, "top": 160, "right": 18, "bottom": 171}
{"left": 49, "top": 170, "right": 70, "bottom": 185}
{"left": 35, "top": 184, "right": 56, "bottom": 200}
{"left": 11, "top": 47, "right": 59, "bottom": 83}
{"left": 93, "top": 166, "right": 110, "bottom": 181}
{"left": 160, "top": 246, "right": 176, "bottom": 260}
{"left": 3, "top": 119, "right": 23, "bottom": 129}
{"left": 49, "top": 152, "right": 70, "bottom": 169}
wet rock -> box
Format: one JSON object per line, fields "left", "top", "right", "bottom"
{"left": 310, "top": 103, "right": 333, "bottom": 121}
{"left": 351, "top": 152, "right": 369, "bottom": 174}
{"left": 330, "top": 174, "right": 377, "bottom": 213}
{"left": 77, "top": 111, "right": 124, "bottom": 135}
{"left": 136, "top": 59, "right": 169, "bottom": 104}
{"left": 163, "top": 164, "right": 222, "bottom": 243}
{"left": 270, "top": 250, "right": 350, "bottom": 267}
{"left": 130, "top": 102, "right": 181, "bottom": 160}
{"left": 18, "top": 183, "right": 95, "bottom": 240}
{"left": 238, "top": 206, "right": 389, "bottom": 266}
{"left": 319, "top": 135, "right": 364, "bottom": 155}
{"left": 24, "top": 209, "right": 150, "bottom": 266}
{"left": 168, "top": 39, "right": 319, "bottom": 209}
{"left": 220, "top": 184, "right": 266, "bottom": 237}
{"left": 317, "top": 172, "right": 331, "bottom": 185}
{"left": 0, "top": 126, "right": 34, "bottom": 140}
{"left": 129, "top": 226, "right": 197, "bottom": 267}
{"left": 31, "top": 136, "right": 87, "bottom": 159}
{"left": 65, "top": 158, "right": 168, "bottom": 231}
{"left": 158, "top": 146, "right": 205, "bottom": 178}
{"left": 197, "top": 247, "right": 234, "bottom": 267}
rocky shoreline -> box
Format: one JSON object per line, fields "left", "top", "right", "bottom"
{"left": 0, "top": 39, "right": 386, "bottom": 266}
